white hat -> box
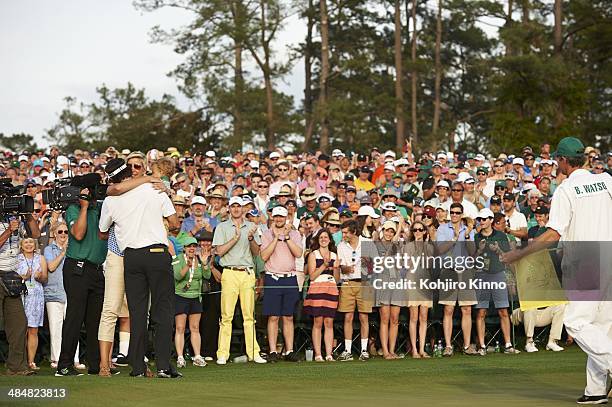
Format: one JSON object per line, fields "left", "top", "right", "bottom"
{"left": 191, "top": 195, "right": 207, "bottom": 206}
{"left": 205, "top": 150, "right": 216, "bottom": 158}
{"left": 512, "top": 157, "right": 524, "bottom": 166}
{"left": 436, "top": 180, "right": 450, "bottom": 189}
{"left": 393, "top": 158, "right": 409, "bottom": 166}
{"left": 521, "top": 183, "right": 537, "bottom": 194}
{"left": 464, "top": 176, "right": 475, "bottom": 184}
{"left": 437, "top": 152, "right": 447, "bottom": 160}
{"left": 269, "top": 151, "right": 281, "bottom": 159}
{"left": 18, "top": 155, "right": 28, "bottom": 162}
{"left": 357, "top": 205, "right": 380, "bottom": 219}
{"left": 78, "top": 159, "right": 91, "bottom": 166}
{"left": 316, "top": 193, "right": 333, "bottom": 203}
{"left": 228, "top": 196, "right": 244, "bottom": 206}
{"left": 41, "top": 156, "right": 50, "bottom": 163}
{"left": 380, "top": 202, "right": 397, "bottom": 212}
{"left": 475, "top": 153, "right": 486, "bottom": 161}
{"left": 384, "top": 150, "right": 396, "bottom": 158}
{"left": 250, "top": 160, "right": 260, "bottom": 168}
{"left": 456, "top": 172, "right": 470, "bottom": 183}
{"left": 527, "top": 188, "right": 543, "bottom": 198}
{"left": 384, "top": 164, "right": 395, "bottom": 172}
{"left": 482, "top": 161, "right": 492, "bottom": 169}
{"left": 540, "top": 159, "right": 553, "bottom": 166}
{"left": 505, "top": 172, "right": 517, "bottom": 180}
{"left": 332, "top": 149, "right": 342, "bottom": 157}
{"left": 121, "top": 149, "right": 131, "bottom": 155}
{"left": 477, "top": 208, "right": 494, "bottom": 219}
{"left": 382, "top": 220, "right": 398, "bottom": 231}
{"left": 271, "top": 206, "right": 288, "bottom": 217}
{"left": 57, "top": 156, "right": 69, "bottom": 166}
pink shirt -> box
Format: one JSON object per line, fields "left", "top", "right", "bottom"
{"left": 261, "top": 229, "right": 302, "bottom": 274}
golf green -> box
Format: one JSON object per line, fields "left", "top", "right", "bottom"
{"left": 0, "top": 347, "right": 587, "bottom": 406}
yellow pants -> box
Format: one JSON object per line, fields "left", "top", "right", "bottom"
{"left": 217, "top": 268, "right": 260, "bottom": 360}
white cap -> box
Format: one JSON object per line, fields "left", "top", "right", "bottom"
{"left": 512, "top": 157, "right": 524, "bottom": 166}
{"left": 380, "top": 202, "right": 397, "bottom": 211}
{"left": 41, "top": 157, "right": 50, "bottom": 163}
{"left": 477, "top": 208, "right": 494, "bottom": 219}
{"left": 271, "top": 206, "right": 288, "bottom": 217}
{"left": 384, "top": 150, "right": 396, "bottom": 158}
{"left": 393, "top": 158, "right": 409, "bottom": 166}
{"left": 521, "top": 183, "right": 537, "bottom": 193}
{"left": 505, "top": 172, "right": 517, "bottom": 180}
{"left": 56, "top": 156, "right": 70, "bottom": 166}
{"left": 436, "top": 180, "right": 450, "bottom": 189}
{"left": 482, "top": 161, "right": 492, "bottom": 169}
{"left": 432, "top": 161, "right": 442, "bottom": 168}
{"left": 269, "top": 151, "right": 281, "bottom": 159}
{"left": 316, "top": 193, "right": 333, "bottom": 203}
{"left": 250, "top": 160, "right": 260, "bottom": 168}
{"left": 384, "top": 164, "right": 395, "bottom": 172}
{"left": 437, "top": 152, "right": 447, "bottom": 160}
{"left": 464, "top": 176, "right": 475, "bottom": 184}
{"left": 540, "top": 159, "right": 553, "bottom": 166}
{"left": 456, "top": 172, "right": 470, "bottom": 183}
{"left": 191, "top": 195, "right": 207, "bottom": 206}
{"left": 332, "top": 149, "right": 342, "bottom": 157}
{"left": 205, "top": 150, "right": 216, "bottom": 158}
{"left": 382, "top": 220, "right": 398, "bottom": 231}
{"left": 18, "top": 155, "right": 28, "bottom": 162}
{"left": 79, "top": 159, "right": 91, "bottom": 166}
{"left": 357, "top": 205, "right": 380, "bottom": 219}
{"left": 475, "top": 153, "right": 486, "bottom": 161}
{"left": 527, "top": 188, "right": 543, "bottom": 198}
{"left": 228, "top": 196, "right": 244, "bottom": 206}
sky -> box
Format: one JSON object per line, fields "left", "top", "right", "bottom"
{"left": 0, "top": 0, "right": 305, "bottom": 148}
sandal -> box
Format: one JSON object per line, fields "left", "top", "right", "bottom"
{"left": 411, "top": 353, "right": 422, "bottom": 359}
{"left": 28, "top": 362, "right": 40, "bottom": 370}
{"left": 325, "top": 355, "right": 334, "bottom": 362}
{"left": 419, "top": 352, "right": 431, "bottom": 358}
{"left": 314, "top": 356, "right": 324, "bottom": 362}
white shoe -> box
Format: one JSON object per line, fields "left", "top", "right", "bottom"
{"left": 177, "top": 356, "right": 186, "bottom": 368}
{"left": 546, "top": 341, "right": 564, "bottom": 352}
{"left": 193, "top": 356, "right": 207, "bottom": 367}
{"left": 216, "top": 358, "right": 227, "bottom": 365}
{"left": 204, "top": 356, "right": 213, "bottom": 362}
{"left": 525, "top": 342, "right": 539, "bottom": 353}
{"left": 74, "top": 363, "right": 87, "bottom": 370}
{"left": 251, "top": 355, "right": 267, "bottom": 364}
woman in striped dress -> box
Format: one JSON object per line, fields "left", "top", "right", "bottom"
{"left": 303, "top": 229, "right": 340, "bottom": 362}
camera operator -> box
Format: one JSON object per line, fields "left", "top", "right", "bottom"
{"left": 55, "top": 183, "right": 108, "bottom": 377}
{"left": 0, "top": 212, "right": 41, "bottom": 375}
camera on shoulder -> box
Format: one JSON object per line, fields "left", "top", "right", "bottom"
{"left": 42, "top": 173, "right": 108, "bottom": 210}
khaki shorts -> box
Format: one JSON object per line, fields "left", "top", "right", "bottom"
{"left": 437, "top": 268, "right": 477, "bottom": 307}
{"left": 337, "top": 281, "right": 373, "bottom": 313}
{"left": 98, "top": 251, "right": 129, "bottom": 342}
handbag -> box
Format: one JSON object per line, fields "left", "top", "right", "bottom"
{"left": 0, "top": 271, "right": 28, "bottom": 297}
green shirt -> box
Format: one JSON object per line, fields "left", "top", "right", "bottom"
{"left": 212, "top": 219, "right": 256, "bottom": 268}
{"left": 172, "top": 254, "right": 211, "bottom": 299}
{"left": 475, "top": 229, "right": 510, "bottom": 273}
{"left": 65, "top": 203, "right": 107, "bottom": 265}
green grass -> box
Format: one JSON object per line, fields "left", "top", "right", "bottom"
{"left": 0, "top": 347, "right": 587, "bottom": 407}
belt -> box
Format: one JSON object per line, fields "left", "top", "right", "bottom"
{"left": 224, "top": 266, "right": 253, "bottom": 273}
{"left": 345, "top": 278, "right": 362, "bottom": 283}
{"left": 66, "top": 257, "right": 103, "bottom": 270}
{"left": 266, "top": 272, "right": 296, "bottom": 278}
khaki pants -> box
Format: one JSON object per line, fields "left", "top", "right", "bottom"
{"left": 519, "top": 305, "right": 566, "bottom": 341}
{"left": 0, "top": 287, "right": 28, "bottom": 372}
{"left": 98, "top": 251, "right": 129, "bottom": 342}
{"left": 217, "top": 268, "right": 260, "bottom": 360}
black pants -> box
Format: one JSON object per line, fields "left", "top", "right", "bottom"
{"left": 201, "top": 280, "right": 221, "bottom": 358}
{"left": 124, "top": 244, "right": 173, "bottom": 374}
{"left": 58, "top": 257, "right": 104, "bottom": 371}
{"left": 0, "top": 285, "right": 28, "bottom": 372}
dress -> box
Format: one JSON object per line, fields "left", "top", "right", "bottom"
{"left": 373, "top": 241, "right": 409, "bottom": 307}
{"left": 17, "top": 253, "right": 45, "bottom": 327}
{"left": 303, "top": 250, "right": 339, "bottom": 318}
{"left": 403, "top": 241, "right": 434, "bottom": 307}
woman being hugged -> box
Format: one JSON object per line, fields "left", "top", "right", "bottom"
{"left": 17, "top": 237, "right": 47, "bottom": 370}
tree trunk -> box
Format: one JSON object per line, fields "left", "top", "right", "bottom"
{"left": 234, "top": 41, "right": 244, "bottom": 148}
{"left": 432, "top": 0, "right": 442, "bottom": 138}
{"left": 521, "top": 0, "right": 529, "bottom": 55}
{"left": 261, "top": 0, "right": 275, "bottom": 150}
{"left": 410, "top": 0, "right": 418, "bottom": 145}
{"left": 394, "top": 0, "right": 405, "bottom": 152}
{"left": 505, "top": 0, "right": 513, "bottom": 56}
{"left": 303, "top": 0, "right": 315, "bottom": 151}
{"left": 553, "top": 0, "right": 562, "bottom": 55}
{"left": 318, "top": 0, "right": 330, "bottom": 152}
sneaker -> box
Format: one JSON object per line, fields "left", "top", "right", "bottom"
{"left": 74, "top": 363, "right": 87, "bottom": 370}
{"left": 525, "top": 341, "right": 539, "bottom": 353}
{"left": 359, "top": 350, "right": 370, "bottom": 361}
{"left": 477, "top": 346, "right": 487, "bottom": 356}
{"left": 204, "top": 356, "right": 214, "bottom": 362}
{"left": 55, "top": 367, "right": 83, "bottom": 377}
{"left": 443, "top": 346, "right": 454, "bottom": 357}
{"left": 251, "top": 355, "right": 267, "bottom": 364}
{"left": 337, "top": 351, "right": 354, "bottom": 362}
{"left": 284, "top": 351, "right": 300, "bottom": 362}
{"left": 503, "top": 345, "right": 521, "bottom": 354}
{"left": 157, "top": 368, "right": 183, "bottom": 378}
{"left": 177, "top": 356, "right": 186, "bottom": 368}
{"left": 216, "top": 358, "right": 227, "bottom": 365}
{"left": 129, "top": 368, "right": 154, "bottom": 378}
{"left": 463, "top": 345, "right": 479, "bottom": 356}
{"left": 267, "top": 352, "right": 279, "bottom": 364}
{"left": 576, "top": 394, "right": 608, "bottom": 404}
{"left": 546, "top": 341, "right": 564, "bottom": 352}
{"left": 192, "top": 356, "right": 207, "bottom": 367}
{"left": 113, "top": 353, "right": 129, "bottom": 367}
{"left": 50, "top": 362, "right": 58, "bottom": 369}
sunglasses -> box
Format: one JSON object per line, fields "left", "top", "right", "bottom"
{"left": 129, "top": 163, "right": 143, "bottom": 170}
{"left": 476, "top": 217, "right": 493, "bottom": 221}
{"left": 258, "top": 184, "right": 268, "bottom": 188}
{"left": 26, "top": 185, "right": 36, "bottom": 189}
{"left": 451, "top": 189, "right": 463, "bottom": 192}
{"left": 503, "top": 198, "right": 514, "bottom": 202}
{"left": 278, "top": 168, "right": 289, "bottom": 172}
{"left": 422, "top": 215, "right": 433, "bottom": 220}
{"left": 495, "top": 186, "right": 506, "bottom": 190}
{"left": 494, "top": 164, "right": 503, "bottom": 168}
{"left": 185, "top": 244, "right": 198, "bottom": 248}
{"left": 200, "top": 172, "right": 211, "bottom": 176}
{"left": 56, "top": 230, "right": 68, "bottom": 235}
{"left": 450, "top": 211, "right": 463, "bottom": 215}
{"left": 80, "top": 164, "right": 90, "bottom": 168}
{"left": 33, "top": 209, "right": 42, "bottom": 213}
{"left": 438, "top": 187, "right": 449, "bottom": 191}
{"left": 412, "top": 228, "right": 425, "bottom": 232}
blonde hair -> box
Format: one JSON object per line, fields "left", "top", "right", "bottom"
{"left": 19, "top": 237, "right": 39, "bottom": 253}
{"left": 50, "top": 221, "right": 69, "bottom": 238}
{"left": 151, "top": 157, "right": 175, "bottom": 178}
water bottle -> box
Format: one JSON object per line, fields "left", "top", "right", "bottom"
{"left": 437, "top": 340, "right": 443, "bottom": 358}
{"left": 233, "top": 355, "right": 248, "bottom": 363}
{"left": 494, "top": 341, "right": 500, "bottom": 353}
{"left": 424, "top": 342, "right": 431, "bottom": 355}
{"left": 305, "top": 348, "right": 314, "bottom": 362}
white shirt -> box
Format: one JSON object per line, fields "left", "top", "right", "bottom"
{"left": 337, "top": 239, "right": 362, "bottom": 280}
{"left": 506, "top": 209, "right": 528, "bottom": 231}
{"left": 99, "top": 184, "right": 176, "bottom": 251}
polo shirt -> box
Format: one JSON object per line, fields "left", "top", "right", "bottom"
{"left": 212, "top": 219, "right": 256, "bottom": 268}
{"left": 474, "top": 229, "right": 510, "bottom": 273}
{"left": 66, "top": 202, "right": 107, "bottom": 265}
{"left": 436, "top": 222, "right": 475, "bottom": 260}
{"left": 354, "top": 178, "right": 375, "bottom": 192}
{"left": 337, "top": 239, "right": 362, "bottom": 280}
{"left": 261, "top": 229, "right": 301, "bottom": 274}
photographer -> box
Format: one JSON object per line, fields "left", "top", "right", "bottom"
{"left": 55, "top": 182, "right": 108, "bottom": 377}
{"left": 0, "top": 211, "right": 41, "bottom": 375}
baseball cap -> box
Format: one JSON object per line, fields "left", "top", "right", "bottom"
{"left": 205, "top": 150, "right": 216, "bottom": 158}
{"left": 476, "top": 166, "right": 488, "bottom": 175}
{"left": 477, "top": 208, "right": 494, "bottom": 219}
{"left": 552, "top": 137, "right": 585, "bottom": 158}
{"left": 384, "top": 150, "right": 396, "bottom": 158}
{"left": 423, "top": 206, "right": 436, "bottom": 218}
{"left": 382, "top": 188, "right": 399, "bottom": 198}
{"left": 394, "top": 158, "right": 409, "bottom": 167}
{"left": 346, "top": 185, "right": 357, "bottom": 192}
{"left": 317, "top": 193, "right": 333, "bottom": 203}
{"left": 503, "top": 192, "right": 515, "bottom": 201}
{"left": 534, "top": 206, "right": 549, "bottom": 215}
{"left": 495, "top": 180, "right": 507, "bottom": 188}
{"left": 331, "top": 148, "right": 342, "bottom": 157}
{"left": 183, "top": 236, "right": 198, "bottom": 246}
{"left": 357, "top": 205, "right": 380, "bottom": 219}
{"left": 380, "top": 202, "right": 397, "bottom": 212}
{"left": 191, "top": 195, "right": 207, "bottom": 206}
{"left": 339, "top": 209, "right": 354, "bottom": 218}
{"left": 432, "top": 161, "right": 442, "bottom": 168}
{"left": 505, "top": 173, "right": 517, "bottom": 181}
{"left": 384, "top": 164, "right": 395, "bottom": 172}
{"left": 436, "top": 180, "right": 450, "bottom": 189}
{"left": 228, "top": 196, "right": 244, "bottom": 206}
{"left": 382, "top": 220, "right": 397, "bottom": 231}
{"left": 359, "top": 165, "right": 371, "bottom": 173}
{"left": 271, "top": 206, "right": 288, "bottom": 217}
{"left": 490, "top": 195, "right": 502, "bottom": 205}
{"left": 512, "top": 157, "right": 524, "bottom": 166}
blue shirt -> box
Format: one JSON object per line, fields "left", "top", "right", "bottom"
{"left": 107, "top": 226, "right": 124, "bottom": 257}
{"left": 436, "top": 222, "right": 475, "bottom": 260}
{"left": 43, "top": 243, "right": 67, "bottom": 303}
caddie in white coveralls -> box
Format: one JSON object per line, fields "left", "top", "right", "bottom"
{"left": 502, "top": 137, "right": 612, "bottom": 405}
